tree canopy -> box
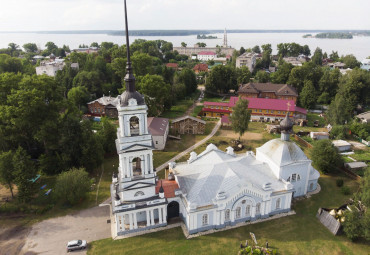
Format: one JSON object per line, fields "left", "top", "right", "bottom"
{"left": 230, "top": 97, "right": 251, "bottom": 140}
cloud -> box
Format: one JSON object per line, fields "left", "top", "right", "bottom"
{"left": 0, "top": 0, "right": 369, "bottom": 31}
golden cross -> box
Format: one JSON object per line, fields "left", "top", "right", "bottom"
{"left": 286, "top": 101, "right": 291, "bottom": 112}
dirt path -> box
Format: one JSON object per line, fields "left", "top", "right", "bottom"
{"left": 156, "top": 119, "right": 221, "bottom": 171}
{"left": 0, "top": 219, "right": 31, "bottom": 255}
{"left": 218, "top": 129, "right": 263, "bottom": 140}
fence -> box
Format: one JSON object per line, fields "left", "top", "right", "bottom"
{"left": 293, "top": 134, "right": 313, "bottom": 148}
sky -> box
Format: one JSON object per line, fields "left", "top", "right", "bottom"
{"left": 0, "top": 0, "right": 369, "bottom": 31}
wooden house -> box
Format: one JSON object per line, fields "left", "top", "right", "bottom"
{"left": 171, "top": 116, "right": 206, "bottom": 135}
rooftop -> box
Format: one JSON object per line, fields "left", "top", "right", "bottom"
{"left": 155, "top": 180, "right": 179, "bottom": 198}
{"left": 147, "top": 117, "right": 169, "bottom": 136}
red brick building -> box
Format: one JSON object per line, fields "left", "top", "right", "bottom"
{"left": 87, "top": 96, "right": 119, "bottom": 118}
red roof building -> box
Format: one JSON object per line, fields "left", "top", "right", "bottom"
{"left": 165, "top": 63, "right": 179, "bottom": 70}
{"left": 201, "top": 97, "right": 307, "bottom": 121}
{"left": 155, "top": 180, "right": 179, "bottom": 198}
{"left": 193, "top": 63, "right": 209, "bottom": 74}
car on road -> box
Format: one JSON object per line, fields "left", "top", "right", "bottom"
{"left": 66, "top": 240, "right": 87, "bottom": 252}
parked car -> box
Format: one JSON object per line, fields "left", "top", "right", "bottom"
{"left": 66, "top": 240, "right": 87, "bottom": 252}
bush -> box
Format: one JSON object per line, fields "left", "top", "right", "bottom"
{"left": 54, "top": 167, "right": 91, "bottom": 205}
{"left": 336, "top": 179, "right": 344, "bottom": 187}
{"left": 341, "top": 186, "right": 351, "bottom": 195}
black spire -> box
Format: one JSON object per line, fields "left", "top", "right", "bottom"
{"left": 124, "top": 0, "right": 135, "bottom": 92}
{"left": 159, "top": 180, "right": 164, "bottom": 193}
{"left": 120, "top": 0, "right": 144, "bottom": 106}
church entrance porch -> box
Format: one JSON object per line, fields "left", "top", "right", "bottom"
{"left": 115, "top": 206, "right": 167, "bottom": 236}
{"left": 167, "top": 201, "right": 179, "bottom": 219}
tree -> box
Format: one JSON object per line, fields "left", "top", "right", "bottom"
{"left": 236, "top": 66, "right": 252, "bottom": 85}
{"left": 90, "top": 42, "right": 100, "bottom": 48}
{"left": 67, "top": 86, "right": 90, "bottom": 110}
{"left": 97, "top": 117, "right": 117, "bottom": 154}
{"left": 0, "top": 150, "right": 15, "bottom": 198}
{"left": 329, "top": 51, "right": 340, "bottom": 61}
{"left": 299, "top": 80, "right": 317, "bottom": 109}
{"left": 270, "top": 62, "right": 294, "bottom": 84}
{"left": 8, "top": 43, "right": 20, "bottom": 56}
{"left": 255, "top": 70, "right": 270, "bottom": 83}
{"left": 341, "top": 54, "right": 361, "bottom": 69}
{"left": 327, "top": 94, "right": 352, "bottom": 125}
{"left": 131, "top": 52, "right": 153, "bottom": 77}
{"left": 73, "top": 71, "right": 102, "bottom": 97}
{"left": 176, "top": 68, "right": 197, "bottom": 95}
{"left": 310, "top": 139, "right": 343, "bottom": 174}
{"left": 252, "top": 45, "right": 261, "bottom": 54}
{"left": 23, "top": 43, "right": 38, "bottom": 53}
{"left": 181, "top": 42, "right": 187, "bottom": 48}
{"left": 318, "top": 68, "right": 341, "bottom": 103}
{"left": 311, "top": 47, "right": 323, "bottom": 65}
{"left": 196, "top": 42, "right": 206, "bottom": 47}
{"left": 261, "top": 44, "right": 272, "bottom": 68}
{"left": 205, "top": 65, "right": 237, "bottom": 94}
{"left": 230, "top": 97, "right": 251, "bottom": 140}
{"left": 343, "top": 208, "right": 364, "bottom": 241}
{"left": 54, "top": 167, "right": 91, "bottom": 205}
{"left": 136, "top": 74, "right": 171, "bottom": 116}
{"left": 13, "top": 147, "right": 36, "bottom": 202}
{"left": 302, "top": 45, "right": 311, "bottom": 56}
{"left": 239, "top": 47, "right": 246, "bottom": 55}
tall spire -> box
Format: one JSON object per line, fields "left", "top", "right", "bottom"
{"left": 124, "top": 0, "right": 135, "bottom": 93}
{"left": 223, "top": 28, "right": 228, "bottom": 48}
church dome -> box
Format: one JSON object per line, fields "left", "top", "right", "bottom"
{"left": 280, "top": 113, "right": 293, "bottom": 133}
{"left": 256, "top": 139, "right": 308, "bottom": 166}
{"left": 120, "top": 90, "right": 145, "bottom": 106}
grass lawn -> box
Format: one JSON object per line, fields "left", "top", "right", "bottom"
{"left": 87, "top": 175, "right": 369, "bottom": 255}
{"left": 154, "top": 122, "right": 216, "bottom": 179}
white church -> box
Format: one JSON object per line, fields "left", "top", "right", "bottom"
{"left": 110, "top": 0, "right": 320, "bottom": 238}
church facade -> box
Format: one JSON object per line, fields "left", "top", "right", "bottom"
{"left": 110, "top": 0, "right": 319, "bottom": 238}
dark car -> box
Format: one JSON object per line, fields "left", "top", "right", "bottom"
{"left": 66, "top": 240, "right": 87, "bottom": 252}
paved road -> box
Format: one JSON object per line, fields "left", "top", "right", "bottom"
{"left": 21, "top": 205, "right": 111, "bottom": 255}
{"left": 156, "top": 119, "right": 221, "bottom": 171}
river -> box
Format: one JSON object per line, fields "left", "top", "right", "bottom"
{"left": 0, "top": 32, "right": 369, "bottom": 60}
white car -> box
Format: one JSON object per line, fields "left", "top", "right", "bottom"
{"left": 66, "top": 240, "right": 87, "bottom": 252}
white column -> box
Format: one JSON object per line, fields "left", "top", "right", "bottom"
{"left": 163, "top": 206, "right": 167, "bottom": 223}
{"left": 119, "top": 115, "right": 124, "bottom": 137}
{"left": 150, "top": 209, "right": 155, "bottom": 226}
{"left": 221, "top": 211, "right": 225, "bottom": 225}
{"left": 146, "top": 210, "right": 150, "bottom": 226}
{"left": 129, "top": 213, "right": 133, "bottom": 230}
{"left": 261, "top": 202, "right": 266, "bottom": 216}
{"left": 159, "top": 208, "right": 163, "bottom": 224}
{"left": 231, "top": 210, "right": 235, "bottom": 222}
{"left": 251, "top": 206, "right": 256, "bottom": 218}
{"left": 147, "top": 154, "right": 150, "bottom": 174}
{"left": 133, "top": 212, "right": 138, "bottom": 229}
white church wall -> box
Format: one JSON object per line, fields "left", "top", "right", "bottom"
{"left": 255, "top": 151, "right": 280, "bottom": 179}
{"left": 280, "top": 163, "right": 309, "bottom": 197}
{"left": 121, "top": 186, "right": 156, "bottom": 201}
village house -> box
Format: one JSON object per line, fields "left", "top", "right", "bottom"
{"left": 165, "top": 63, "right": 179, "bottom": 70}
{"left": 238, "top": 82, "right": 298, "bottom": 103}
{"left": 87, "top": 96, "right": 119, "bottom": 118}
{"left": 197, "top": 51, "right": 216, "bottom": 61}
{"left": 72, "top": 47, "right": 99, "bottom": 54}
{"left": 170, "top": 115, "right": 206, "bottom": 135}
{"left": 193, "top": 63, "right": 209, "bottom": 74}
{"left": 356, "top": 111, "right": 370, "bottom": 123}
{"left": 236, "top": 52, "right": 257, "bottom": 72}
{"left": 36, "top": 55, "right": 66, "bottom": 77}
{"left": 310, "top": 132, "right": 329, "bottom": 140}
{"left": 283, "top": 56, "right": 306, "bottom": 66}
{"left": 147, "top": 117, "right": 169, "bottom": 150}
{"left": 332, "top": 140, "right": 352, "bottom": 152}
{"left": 201, "top": 97, "right": 307, "bottom": 122}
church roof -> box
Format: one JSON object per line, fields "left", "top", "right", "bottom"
{"left": 256, "top": 139, "right": 309, "bottom": 166}
{"left": 173, "top": 145, "right": 288, "bottom": 208}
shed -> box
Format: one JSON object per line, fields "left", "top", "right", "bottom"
{"left": 344, "top": 162, "right": 368, "bottom": 171}
{"left": 147, "top": 117, "right": 169, "bottom": 150}
{"left": 310, "top": 132, "right": 329, "bottom": 140}
{"left": 171, "top": 116, "right": 206, "bottom": 135}
{"left": 332, "top": 140, "right": 352, "bottom": 152}
{"left": 316, "top": 207, "right": 345, "bottom": 235}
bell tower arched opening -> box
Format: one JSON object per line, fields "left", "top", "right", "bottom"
{"left": 132, "top": 157, "right": 142, "bottom": 176}
{"left": 130, "top": 116, "right": 140, "bottom": 136}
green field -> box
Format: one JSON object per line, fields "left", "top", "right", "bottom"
{"left": 87, "top": 175, "right": 369, "bottom": 255}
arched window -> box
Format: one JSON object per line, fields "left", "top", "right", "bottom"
{"left": 134, "top": 191, "right": 144, "bottom": 197}
{"left": 256, "top": 203, "right": 261, "bottom": 214}
{"left": 297, "top": 174, "right": 301, "bottom": 181}
{"left": 132, "top": 157, "right": 142, "bottom": 176}
{"left": 236, "top": 207, "right": 241, "bottom": 219}
{"left": 245, "top": 205, "right": 251, "bottom": 216}
{"left": 287, "top": 176, "right": 291, "bottom": 182}
{"left": 225, "top": 209, "right": 230, "bottom": 221}
{"left": 292, "top": 174, "right": 297, "bottom": 182}
{"left": 130, "top": 116, "right": 140, "bottom": 136}
{"left": 276, "top": 198, "right": 281, "bottom": 210}
{"left": 202, "top": 214, "right": 208, "bottom": 226}
{"left": 310, "top": 183, "right": 314, "bottom": 191}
